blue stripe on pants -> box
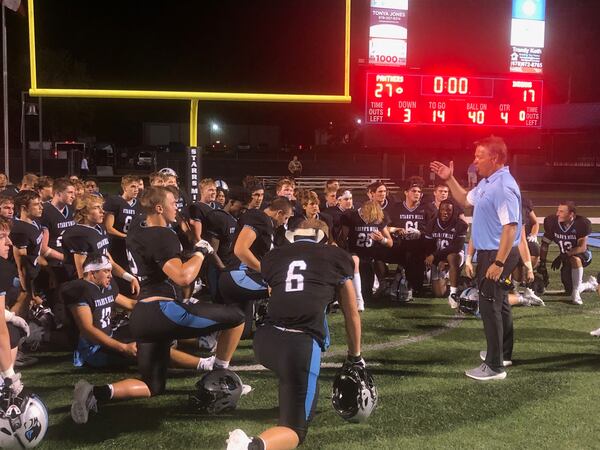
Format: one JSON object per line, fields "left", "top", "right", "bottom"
{"left": 230, "top": 270, "right": 267, "bottom": 291}
{"left": 304, "top": 339, "right": 321, "bottom": 420}
{"left": 159, "top": 301, "right": 218, "bottom": 329}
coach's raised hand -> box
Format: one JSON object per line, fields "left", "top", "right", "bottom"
{"left": 430, "top": 160, "right": 454, "bottom": 181}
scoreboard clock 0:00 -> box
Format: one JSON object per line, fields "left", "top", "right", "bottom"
{"left": 365, "top": 73, "right": 542, "bottom": 127}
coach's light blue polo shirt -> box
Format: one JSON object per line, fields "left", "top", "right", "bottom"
{"left": 467, "top": 166, "right": 521, "bottom": 251}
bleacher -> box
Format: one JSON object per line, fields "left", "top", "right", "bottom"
{"left": 256, "top": 176, "right": 402, "bottom": 195}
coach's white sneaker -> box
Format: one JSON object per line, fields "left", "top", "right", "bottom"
{"left": 226, "top": 429, "right": 252, "bottom": 450}
{"left": 480, "top": 350, "right": 512, "bottom": 367}
{"left": 590, "top": 327, "right": 600, "bottom": 337}
{"left": 71, "top": 380, "right": 97, "bottom": 424}
{"left": 523, "top": 288, "right": 545, "bottom": 306}
{"left": 572, "top": 294, "right": 583, "bottom": 305}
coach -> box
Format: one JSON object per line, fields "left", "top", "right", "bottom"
{"left": 430, "top": 136, "right": 521, "bottom": 381}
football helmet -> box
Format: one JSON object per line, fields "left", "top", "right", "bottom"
{"left": 458, "top": 287, "right": 480, "bottom": 316}
{"left": 189, "top": 369, "right": 243, "bottom": 414}
{"left": 215, "top": 179, "right": 229, "bottom": 193}
{"left": 332, "top": 364, "right": 378, "bottom": 423}
{"left": 0, "top": 389, "right": 48, "bottom": 449}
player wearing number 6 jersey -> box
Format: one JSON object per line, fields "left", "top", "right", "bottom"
{"left": 226, "top": 219, "right": 362, "bottom": 450}
{"left": 539, "top": 202, "right": 592, "bottom": 305}
{"left": 103, "top": 176, "right": 142, "bottom": 289}
{"left": 341, "top": 201, "right": 393, "bottom": 311}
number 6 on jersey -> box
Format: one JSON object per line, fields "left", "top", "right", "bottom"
{"left": 285, "top": 260, "right": 307, "bottom": 292}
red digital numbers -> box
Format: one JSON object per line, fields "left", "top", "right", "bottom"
{"left": 365, "top": 73, "right": 543, "bottom": 127}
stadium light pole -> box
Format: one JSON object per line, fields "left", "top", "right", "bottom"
{"left": 2, "top": 4, "right": 9, "bottom": 178}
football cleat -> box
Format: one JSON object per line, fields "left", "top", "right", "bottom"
{"left": 71, "top": 380, "right": 97, "bottom": 424}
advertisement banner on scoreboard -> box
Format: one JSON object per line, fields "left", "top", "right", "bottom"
{"left": 510, "top": 0, "right": 545, "bottom": 73}
{"left": 369, "top": 0, "right": 408, "bottom": 67}
{"left": 510, "top": 46, "right": 543, "bottom": 74}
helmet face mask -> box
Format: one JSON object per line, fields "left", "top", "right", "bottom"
{"left": 0, "top": 393, "right": 48, "bottom": 449}
{"left": 189, "top": 369, "right": 243, "bottom": 414}
{"left": 332, "top": 364, "right": 378, "bottom": 423}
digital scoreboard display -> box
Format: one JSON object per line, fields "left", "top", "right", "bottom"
{"left": 366, "top": 73, "right": 543, "bottom": 127}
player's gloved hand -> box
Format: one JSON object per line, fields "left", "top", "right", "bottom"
{"left": 551, "top": 254, "right": 564, "bottom": 271}
{"left": 195, "top": 240, "right": 214, "bottom": 256}
{"left": 527, "top": 234, "right": 538, "bottom": 243}
{"left": 345, "top": 353, "right": 366, "bottom": 368}
{"left": 4, "top": 310, "right": 30, "bottom": 337}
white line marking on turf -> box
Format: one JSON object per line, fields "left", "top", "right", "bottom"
{"left": 229, "top": 314, "right": 465, "bottom": 372}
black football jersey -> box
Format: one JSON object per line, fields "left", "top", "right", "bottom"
{"left": 9, "top": 218, "right": 43, "bottom": 268}
{"left": 125, "top": 223, "right": 183, "bottom": 296}
{"left": 341, "top": 209, "right": 388, "bottom": 254}
{"left": 62, "top": 278, "right": 119, "bottom": 335}
{"left": 542, "top": 215, "right": 591, "bottom": 255}
{"left": 390, "top": 201, "right": 430, "bottom": 233}
{"left": 189, "top": 201, "right": 215, "bottom": 240}
{"left": 229, "top": 209, "right": 275, "bottom": 269}
{"left": 62, "top": 224, "right": 111, "bottom": 276}
{"left": 424, "top": 218, "right": 468, "bottom": 258}
{"left": 204, "top": 209, "right": 238, "bottom": 267}
{"left": 103, "top": 196, "right": 142, "bottom": 235}
{"left": 40, "top": 202, "right": 76, "bottom": 265}
{"left": 323, "top": 206, "right": 351, "bottom": 246}
{"left": 261, "top": 241, "right": 354, "bottom": 350}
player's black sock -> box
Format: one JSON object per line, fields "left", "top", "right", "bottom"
{"left": 93, "top": 384, "right": 112, "bottom": 401}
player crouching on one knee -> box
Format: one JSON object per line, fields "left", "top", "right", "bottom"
{"left": 226, "top": 219, "right": 365, "bottom": 450}
{"left": 423, "top": 199, "right": 468, "bottom": 308}
{"left": 69, "top": 187, "right": 245, "bottom": 424}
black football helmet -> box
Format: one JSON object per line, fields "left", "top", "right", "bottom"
{"left": 458, "top": 287, "right": 480, "bottom": 317}
{"left": 189, "top": 369, "right": 243, "bottom": 414}
{"left": 332, "top": 364, "right": 378, "bottom": 423}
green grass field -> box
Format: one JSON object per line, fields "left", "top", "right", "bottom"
{"left": 23, "top": 245, "right": 600, "bottom": 449}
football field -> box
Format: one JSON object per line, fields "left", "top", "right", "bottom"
{"left": 26, "top": 246, "right": 600, "bottom": 449}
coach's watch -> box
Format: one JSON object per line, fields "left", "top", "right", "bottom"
{"left": 493, "top": 260, "right": 504, "bottom": 268}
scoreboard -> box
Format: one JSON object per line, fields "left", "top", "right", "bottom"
{"left": 365, "top": 73, "right": 543, "bottom": 127}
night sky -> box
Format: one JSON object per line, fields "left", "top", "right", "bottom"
{"left": 3, "top": 0, "right": 600, "bottom": 144}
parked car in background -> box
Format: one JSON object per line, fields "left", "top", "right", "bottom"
{"left": 135, "top": 151, "right": 155, "bottom": 168}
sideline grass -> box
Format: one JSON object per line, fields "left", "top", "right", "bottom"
{"left": 24, "top": 249, "right": 600, "bottom": 449}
